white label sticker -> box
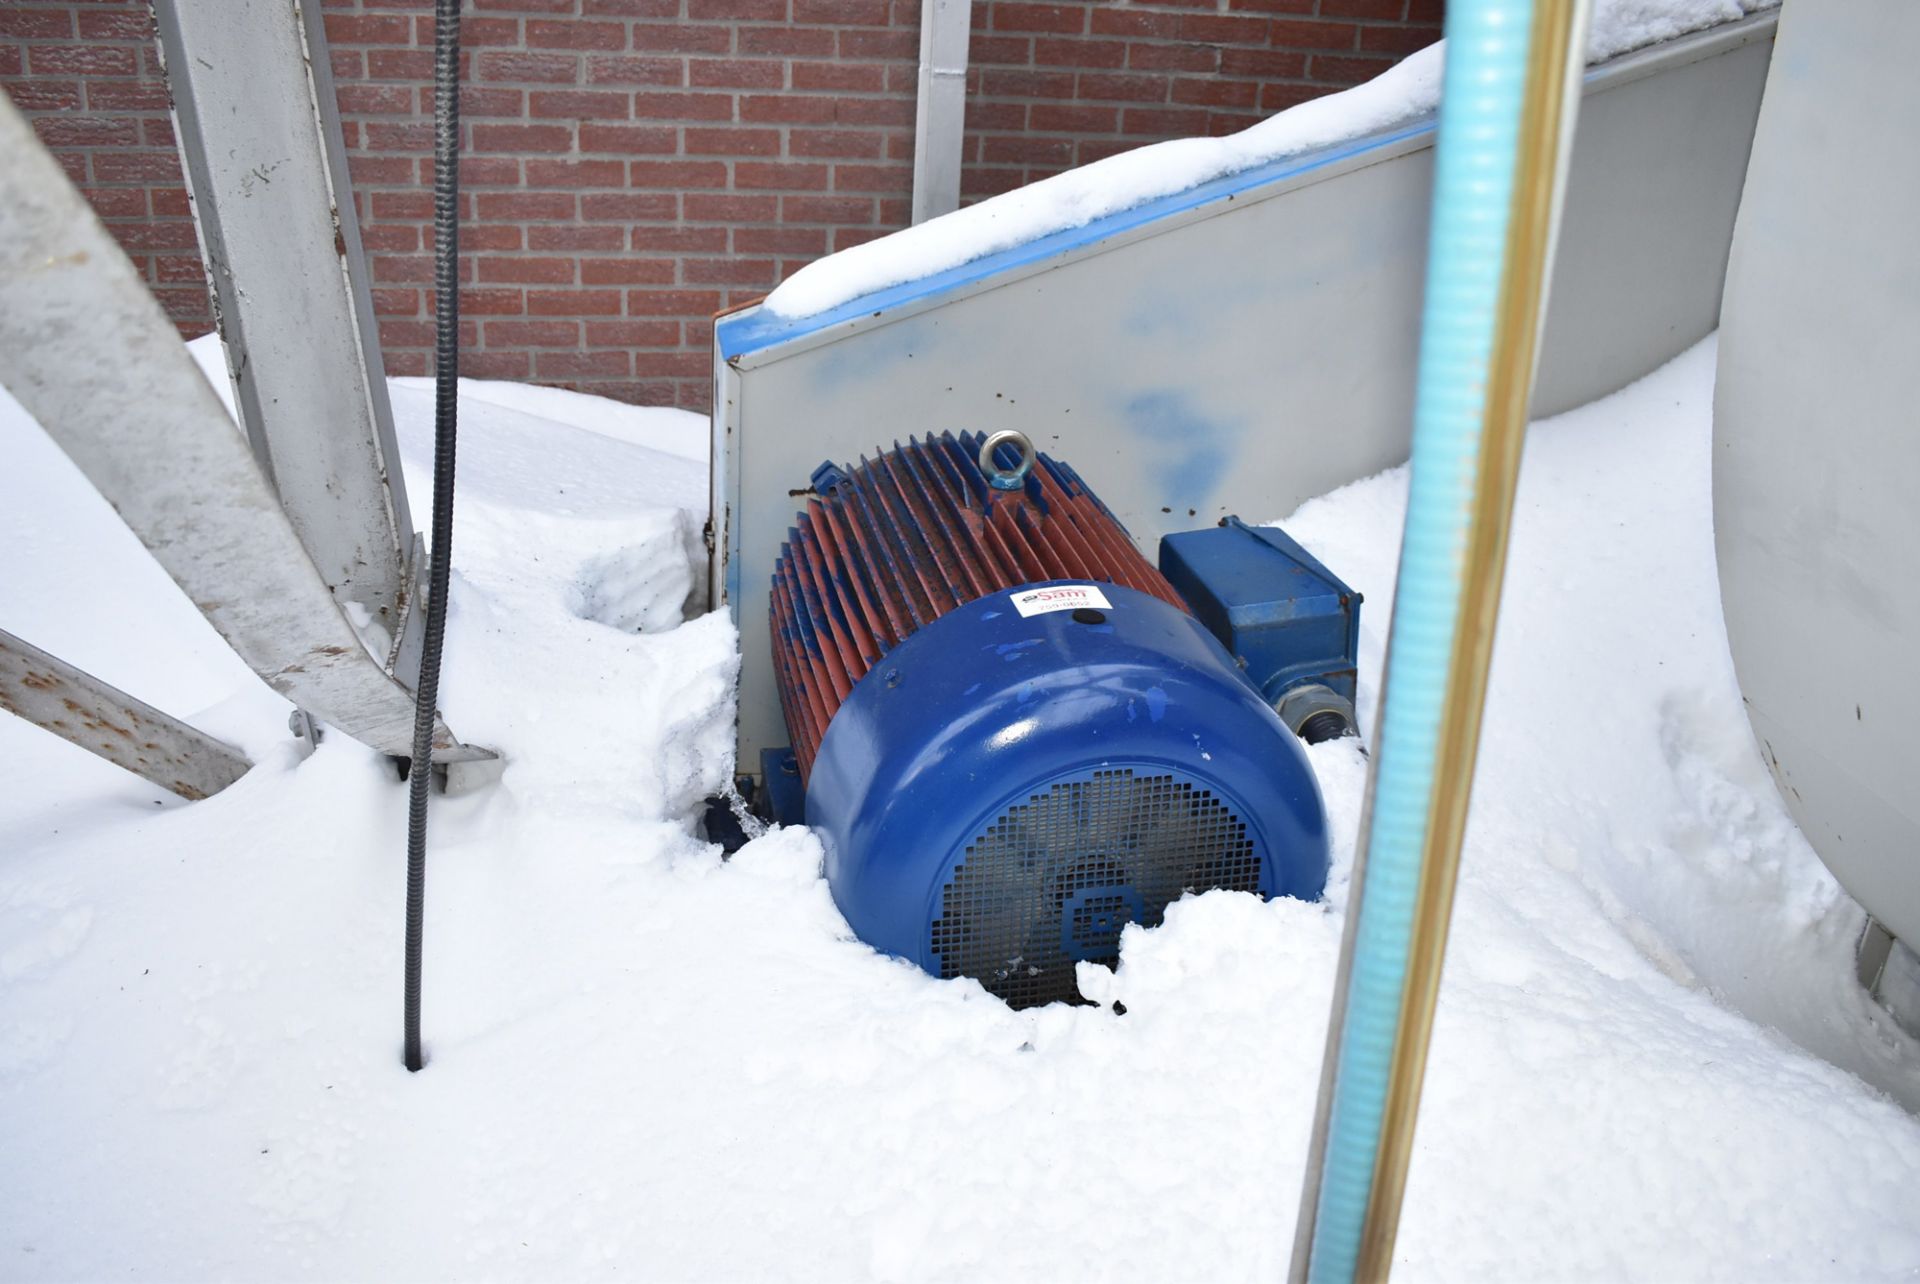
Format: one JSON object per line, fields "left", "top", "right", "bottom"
{"left": 1011, "top": 584, "right": 1112, "bottom": 618}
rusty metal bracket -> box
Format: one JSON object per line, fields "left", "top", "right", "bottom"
{"left": 0, "top": 630, "right": 251, "bottom": 801}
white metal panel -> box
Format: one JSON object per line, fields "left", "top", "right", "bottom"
{"left": 718, "top": 17, "right": 1776, "bottom": 779}
{"left": 1714, "top": 0, "right": 1920, "bottom": 944}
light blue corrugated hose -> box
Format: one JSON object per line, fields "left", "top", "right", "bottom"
{"left": 1299, "top": 1, "right": 1562, "bottom": 1280}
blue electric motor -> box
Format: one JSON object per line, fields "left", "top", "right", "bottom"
{"left": 768, "top": 431, "right": 1357, "bottom": 1007}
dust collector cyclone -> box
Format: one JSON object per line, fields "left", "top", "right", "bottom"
{"left": 770, "top": 430, "right": 1336, "bottom": 1007}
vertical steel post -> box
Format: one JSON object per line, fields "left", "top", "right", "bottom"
{"left": 911, "top": 0, "right": 971, "bottom": 224}
{"left": 153, "top": 0, "right": 421, "bottom": 674}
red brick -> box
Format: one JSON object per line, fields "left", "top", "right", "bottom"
{"left": 374, "top": 288, "right": 423, "bottom": 317}
{"left": 523, "top": 158, "right": 626, "bottom": 187}
{"left": 0, "top": 46, "right": 21, "bottom": 78}
{"left": 1080, "top": 72, "right": 1171, "bottom": 103}
{"left": 28, "top": 44, "right": 136, "bottom": 76}
{"left": 362, "top": 224, "right": 421, "bottom": 252}
{"left": 836, "top": 29, "right": 915, "bottom": 58}
{"left": 367, "top": 50, "right": 437, "bottom": 80}
{"left": 789, "top": 128, "right": 885, "bottom": 159}
{"left": 460, "top": 86, "right": 527, "bottom": 115}
{"left": 373, "top": 255, "right": 436, "bottom": 283}
{"left": 582, "top": 0, "right": 680, "bottom": 15}
{"left": 467, "top": 225, "right": 526, "bottom": 252}
{"left": 108, "top": 220, "right": 199, "bottom": 252}
{"left": 733, "top": 161, "right": 828, "bottom": 190}
{"left": 1227, "top": 0, "right": 1316, "bottom": 10}
{"left": 453, "top": 156, "right": 521, "bottom": 185}
{"left": 364, "top": 121, "right": 434, "bottom": 150}
{"left": 528, "top": 226, "right": 627, "bottom": 251}
{"left": 349, "top": 154, "right": 418, "bottom": 185}
{"left": 149, "top": 187, "right": 191, "bottom": 217}
{"left": 477, "top": 52, "right": 580, "bottom": 83}
{"left": 791, "top": 61, "right": 886, "bottom": 93}
{"left": 531, "top": 90, "right": 632, "bottom": 119}
{"left": 630, "top": 91, "right": 734, "bottom": 120}
{"left": 738, "top": 26, "right": 836, "bottom": 55}
{"left": 528, "top": 20, "right": 628, "bottom": 51}
{"left": 90, "top": 151, "right": 181, "bottom": 182}
{"left": 1029, "top": 103, "right": 1117, "bottom": 133}
{"left": 631, "top": 226, "right": 730, "bottom": 252}
{"left": 82, "top": 187, "right": 148, "bottom": 219}
{"left": 32, "top": 115, "right": 140, "bottom": 147}
{"left": 1174, "top": 13, "right": 1270, "bottom": 44}
{"left": 581, "top": 192, "right": 680, "bottom": 220}
{"left": 792, "top": 0, "right": 890, "bottom": 24}
{"left": 76, "top": 10, "right": 153, "bottom": 41}
{"left": 685, "top": 126, "right": 782, "bottom": 156}
{"left": 1270, "top": 18, "right": 1361, "bottom": 49}
{"left": 1127, "top": 43, "right": 1217, "bottom": 72}
{"left": 0, "top": 9, "right": 75, "bottom": 37}
{"left": 1173, "top": 77, "right": 1261, "bottom": 109}
{"left": 536, "top": 351, "right": 634, "bottom": 378}
{"left": 73, "top": 80, "right": 155, "bottom": 111}
{"left": 1220, "top": 47, "right": 1308, "bottom": 77}
{"left": 966, "top": 100, "right": 1027, "bottom": 130}
{"left": 1309, "top": 52, "right": 1396, "bottom": 83}
{"left": 740, "top": 94, "right": 835, "bottom": 124}
{"left": 457, "top": 288, "right": 525, "bottom": 315}
{"left": 1260, "top": 81, "right": 1324, "bottom": 111}
{"left": 686, "top": 193, "right": 779, "bottom": 221}
{"left": 1359, "top": 24, "right": 1440, "bottom": 54}
{"left": 628, "top": 159, "right": 730, "bottom": 188}
{"left": 979, "top": 69, "right": 1075, "bottom": 98}
{"left": 833, "top": 98, "right": 913, "bottom": 127}
{"left": 324, "top": 14, "right": 412, "bottom": 44}
{"left": 478, "top": 256, "right": 578, "bottom": 283}
{"left": 586, "top": 56, "right": 685, "bottom": 86}
{"left": 1033, "top": 38, "right": 1125, "bottom": 69}
{"left": 683, "top": 257, "right": 776, "bottom": 285}
{"left": 453, "top": 17, "right": 526, "bottom": 46}
{"left": 1121, "top": 106, "right": 1209, "bottom": 136}
{"left": 579, "top": 123, "right": 679, "bottom": 153}
{"left": 1318, "top": 0, "right": 1406, "bottom": 17}
{"left": 688, "top": 58, "right": 785, "bottom": 89}
{"left": 585, "top": 319, "right": 682, "bottom": 345}
{"left": 478, "top": 191, "right": 577, "bottom": 219}
{"left": 630, "top": 23, "right": 735, "bottom": 53}
{"left": 485, "top": 320, "right": 581, "bottom": 346}
{"left": 992, "top": 4, "right": 1086, "bottom": 34}
{"left": 471, "top": 123, "right": 574, "bottom": 152}
{"left": 339, "top": 84, "right": 417, "bottom": 115}
{"left": 687, "top": 0, "right": 789, "bottom": 18}
{"left": 582, "top": 258, "right": 679, "bottom": 283}
{"left": 626, "top": 289, "right": 725, "bottom": 315}
{"left": 527, "top": 288, "right": 625, "bottom": 315}
{"left": 1088, "top": 9, "right": 1179, "bottom": 39}
{"left": 969, "top": 34, "right": 1032, "bottom": 63}
{"left": 1206, "top": 111, "right": 1263, "bottom": 136}
{"left": 733, "top": 226, "right": 829, "bottom": 254}
{"left": 463, "top": 352, "right": 533, "bottom": 379}
{"left": 832, "top": 226, "right": 891, "bottom": 251}
{"left": 779, "top": 194, "right": 872, "bottom": 223}
{"left": 980, "top": 135, "right": 1072, "bottom": 165}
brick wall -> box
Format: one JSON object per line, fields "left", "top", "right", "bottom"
{"left": 1, "top": 0, "right": 1440, "bottom": 412}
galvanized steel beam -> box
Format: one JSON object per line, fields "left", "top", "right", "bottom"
{"left": 152, "top": 0, "right": 422, "bottom": 674}
{"left": 0, "top": 630, "right": 251, "bottom": 801}
{"left": 910, "top": 0, "right": 970, "bottom": 224}
{"left": 0, "top": 94, "right": 488, "bottom": 765}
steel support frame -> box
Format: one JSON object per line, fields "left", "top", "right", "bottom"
{"left": 0, "top": 94, "right": 486, "bottom": 767}
{"left": 152, "top": 0, "right": 426, "bottom": 684}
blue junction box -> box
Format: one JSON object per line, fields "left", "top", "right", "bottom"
{"left": 1157, "top": 516, "right": 1363, "bottom": 735}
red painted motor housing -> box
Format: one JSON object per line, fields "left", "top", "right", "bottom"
{"left": 769, "top": 430, "right": 1185, "bottom": 778}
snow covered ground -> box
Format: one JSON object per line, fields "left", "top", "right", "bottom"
{"left": 2, "top": 335, "right": 1917, "bottom": 1281}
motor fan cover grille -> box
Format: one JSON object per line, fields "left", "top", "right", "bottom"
{"left": 929, "top": 767, "right": 1261, "bottom": 1008}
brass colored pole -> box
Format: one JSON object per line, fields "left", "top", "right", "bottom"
{"left": 1351, "top": 0, "right": 1589, "bottom": 1276}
